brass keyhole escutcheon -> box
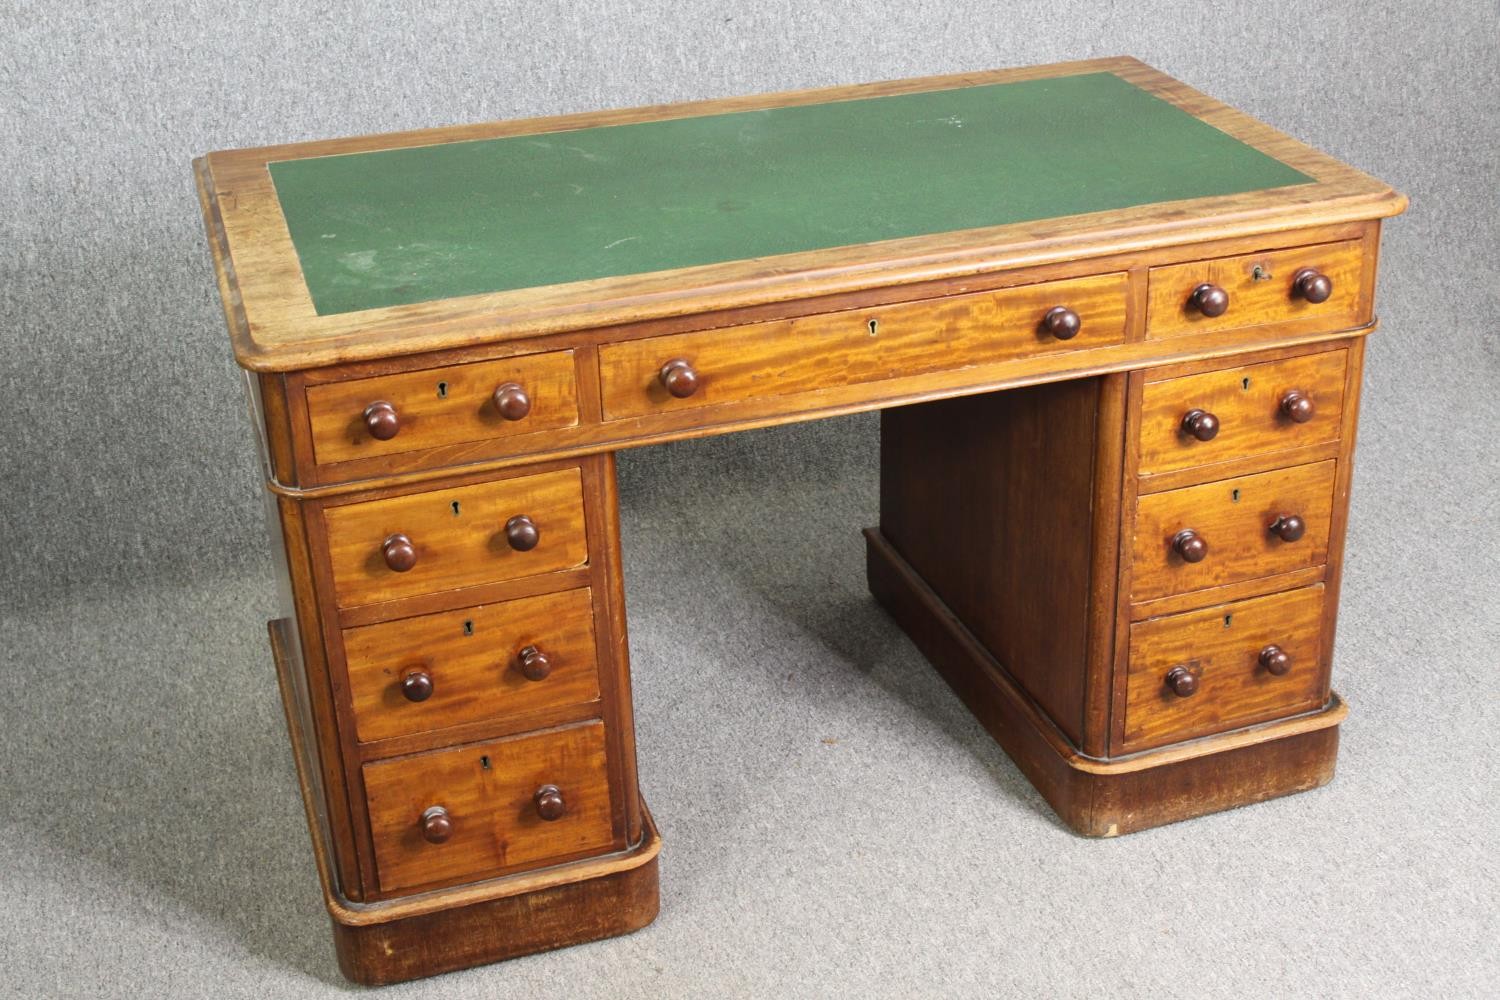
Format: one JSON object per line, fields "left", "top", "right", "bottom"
{"left": 868, "top": 318, "right": 879, "bottom": 336}
{"left": 437, "top": 380, "right": 449, "bottom": 398}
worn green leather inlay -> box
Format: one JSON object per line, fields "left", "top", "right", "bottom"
{"left": 269, "top": 72, "right": 1312, "bottom": 315}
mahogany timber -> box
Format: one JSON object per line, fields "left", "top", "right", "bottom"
{"left": 1123, "top": 585, "right": 1328, "bottom": 751}
{"left": 340, "top": 587, "right": 601, "bottom": 743}
{"left": 1129, "top": 460, "right": 1337, "bottom": 603}
{"left": 1145, "top": 238, "right": 1366, "bottom": 339}
{"left": 879, "top": 380, "right": 1107, "bottom": 747}
{"left": 270, "top": 615, "right": 659, "bottom": 986}
{"left": 863, "top": 530, "right": 1346, "bottom": 836}
{"left": 597, "top": 272, "right": 1127, "bottom": 420}
{"left": 307, "top": 349, "right": 580, "bottom": 465}
{"left": 321, "top": 467, "right": 589, "bottom": 608}
{"left": 1136, "top": 349, "right": 1347, "bottom": 477}
{"left": 362, "top": 720, "right": 615, "bottom": 893}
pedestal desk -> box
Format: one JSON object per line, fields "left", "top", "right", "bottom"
{"left": 195, "top": 57, "right": 1405, "bottom": 984}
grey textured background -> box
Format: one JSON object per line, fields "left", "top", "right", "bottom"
{"left": 2, "top": 2, "right": 1497, "bottom": 998}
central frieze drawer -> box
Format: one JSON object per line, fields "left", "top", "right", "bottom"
{"left": 597, "top": 272, "right": 1128, "bottom": 420}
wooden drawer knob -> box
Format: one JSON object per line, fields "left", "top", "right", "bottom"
{"left": 401, "top": 669, "right": 434, "bottom": 702}
{"left": 1292, "top": 267, "right": 1334, "bottom": 304}
{"left": 420, "top": 805, "right": 453, "bottom": 844}
{"left": 492, "top": 382, "right": 532, "bottom": 421}
{"left": 1259, "top": 645, "right": 1292, "bottom": 676}
{"left": 1165, "top": 665, "right": 1199, "bottom": 697}
{"left": 518, "top": 645, "right": 552, "bottom": 681}
{"left": 382, "top": 533, "right": 417, "bottom": 572}
{"left": 1171, "top": 528, "right": 1209, "bottom": 563}
{"left": 1041, "top": 305, "right": 1081, "bottom": 341}
{"left": 1280, "top": 390, "right": 1316, "bottom": 423}
{"left": 1189, "top": 282, "right": 1230, "bottom": 317}
{"left": 505, "top": 514, "right": 540, "bottom": 551}
{"left": 363, "top": 401, "right": 400, "bottom": 440}
{"left": 1181, "top": 408, "right": 1221, "bottom": 442}
{"left": 1269, "top": 514, "right": 1306, "bottom": 542}
{"left": 659, "top": 358, "right": 700, "bottom": 398}
{"left": 534, "top": 785, "right": 566, "bottom": 821}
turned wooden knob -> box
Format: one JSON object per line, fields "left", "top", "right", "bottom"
{"left": 505, "top": 514, "right": 539, "bottom": 551}
{"left": 534, "top": 785, "right": 566, "bottom": 821}
{"left": 1181, "top": 408, "right": 1221, "bottom": 442}
{"left": 517, "top": 645, "right": 552, "bottom": 681}
{"left": 659, "top": 358, "right": 700, "bottom": 398}
{"left": 1165, "top": 666, "right": 1199, "bottom": 697}
{"left": 363, "top": 401, "right": 400, "bottom": 440}
{"left": 1189, "top": 282, "right": 1230, "bottom": 317}
{"left": 492, "top": 382, "right": 532, "bottom": 421}
{"left": 1172, "top": 528, "right": 1209, "bottom": 563}
{"left": 420, "top": 805, "right": 453, "bottom": 844}
{"left": 1292, "top": 267, "right": 1333, "bottom": 304}
{"left": 1280, "top": 390, "right": 1315, "bottom": 423}
{"left": 401, "top": 669, "right": 434, "bottom": 702}
{"left": 1041, "top": 305, "right": 1081, "bottom": 341}
{"left": 1259, "top": 645, "right": 1292, "bottom": 676}
{"left": 382, "top": 533, "right": 417, "bottom": 572}
{"left": 1270, "top": 514, "right": 1306, "bottom": 542}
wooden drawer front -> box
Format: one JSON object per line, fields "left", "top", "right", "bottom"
{"left": 1130, "top": 460, "right": 1335, "bottom": 603}
{"left": 343, "top": 588, "right": 601, "bottom": 744}
{"left": 1146, "top": 240, "right": 1364, "bottom": 340}
{"left": 324, "top": 468, "right": 588, "bottom": 609}
{"left": 364, "top": 721, "right": 614, "bottom": 893}
{"left": 306, "top": 350, "right": 579, "bottom": 466}
{"left": 1138, "top": 350, "right": 1347, "bottom": 476}
{"left": 597, "top": 273, "right": 1127, "bottom": 420}
{"left": 1124, "top": 585, "right": 1327, "bottom": 751}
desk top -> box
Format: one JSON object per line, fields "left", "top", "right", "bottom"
{"left": 197, "top": 57, "right": 1404, "bottom": 371}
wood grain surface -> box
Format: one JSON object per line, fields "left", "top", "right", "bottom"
{"left": 307, "top": 349, "right": 579, "bottom": 465}
{"left": 1137, "top": 348, "right": 1347, "bottom": 476}
{"left": 363, "top": 721, "right": 614, "bottom": 894}
{"left": 1130, "top": 460, "right": 1336, "bottom": 603}
{"left": 1123, "top": 585, "right": 1327, "bottom": 751}
{"left": 341, "top": 587, "right": 601, "bottom": 743}
{"left": 598, "top": 273, "right": 1127, "bottom": 419}
{"left": 322, "top": 468, "right": 588, "bottom": 608}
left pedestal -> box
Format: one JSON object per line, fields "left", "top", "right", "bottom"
{"left": 268, "top": 617, "right": 661, "bottom": 985}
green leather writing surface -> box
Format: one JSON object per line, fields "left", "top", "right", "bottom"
{"left": 269, "top": 72, "right": 1312, "bottom": 316}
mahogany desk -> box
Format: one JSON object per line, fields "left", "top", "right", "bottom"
{"left": 195, "top": 57, "right": 1405, "bottom": 984}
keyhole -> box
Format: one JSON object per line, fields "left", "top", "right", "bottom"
{"left": 437, "top": 381, "right": 449, "bottom": 398}
{"left": 1242, "top": 377, "right": 1251, "bottom": 391}
{"left": 1232, "top": 489, "right": 1241, "bottom": 502}
{"left": 451, "top": 500, "right": 461, "bottom": 517}
{"left": 479, "top": 755, "right": 491, "bottom": 770}
{"left": 463, "top": 619, "right": 474, "bottom": 636}
{"left": 1223, "top": 614, "right": 1233, "bottom": 628}
{"left": 868, "top": 318, "right": 879, "bottom": 336}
